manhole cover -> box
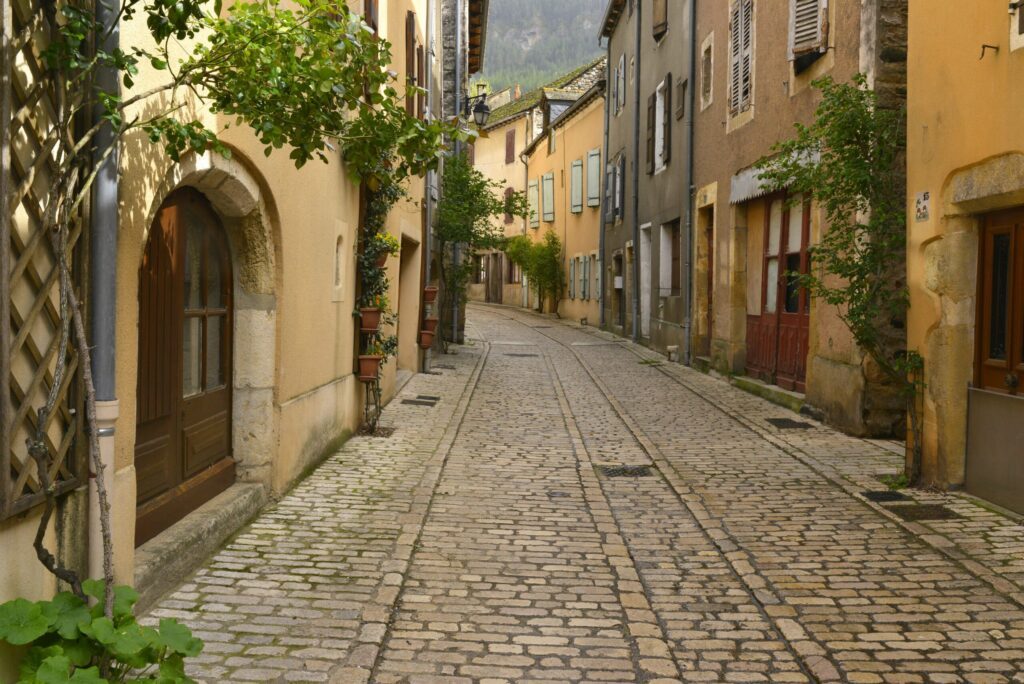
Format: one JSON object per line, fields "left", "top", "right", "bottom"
{"left": 417, "top": 395, "right": 441, "bottom": 401}
{"left": 505, "top": 353, "right": 539, "bottom": 358}
{"left": 887, "top": 504, "right": 962, "bottom": 521}
{"left": 598, "top": 465, "right": 654, "bottom": 478}
{"left": 766, "top": 418, "right": 814, "bottom": 429}
{"left": 862, "top": 490, "right": 911, "bottom": 503}
{"left": 433, "top": 364, "right": 456, "bottom": 370}
{"left": 402, "top": 399, "right": 438, "bottom": 407}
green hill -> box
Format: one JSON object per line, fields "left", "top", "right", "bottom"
{"left": 478, "top": 0, "right": 606, "bottom": 93}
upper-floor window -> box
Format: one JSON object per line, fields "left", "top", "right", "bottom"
{"left": 652, "top": 0, "right": 668, "bottom": 40}
{"left": 542, "top": 173, "right": 556, "bottom": 222}
{"left": 648, "top": 75, "right": 672, "bottom": 174}
{"left": 612, "top": 55, "right": 627, "bottom": 115}
{"left": 728, "top": 0, "right": 754, "bottom": 116}
{"left": 571, "top": 160, "right": 584, "bottom": 214}
{"left": 1012, "top": 0, "right": 1024, "bottom": 51}
{"left": 528, "top": 180, "right": 539, "bottom": 228}
{"left": 790, "top": 0, "right": 828, "bottom": 73}
{"left": 586, "top": 149, "right": 602, "bottom": 207}
{"left": 700, "top": 35, "right": 714, "bottom": 111}
{"left": 505, "top": 129, "right": 516, "bottom": 164}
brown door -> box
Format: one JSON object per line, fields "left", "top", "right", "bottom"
{"left": 977, "top": 209, "right": 1024, "bottom": 394}
{"left": 135, "top": 188, "right": 235, "bottom": 546}
{"left": 747, "top": 195, "right": 810, "bottom": 391}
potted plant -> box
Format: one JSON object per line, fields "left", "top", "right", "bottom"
{"left": 359, "top": 340, "right": 384, "bottom": 381}
{"left": 359, "top": 293, "right": 389, "bottom": 332}
{"left": 422, "top": 315, "right": 439, "bottom": 333}
{"left": 423, "top": 284, "right": 439, "bottom": 303}
{"left": 419, "top": 329, "right": 435, "bottom": 349}
{"left": 373, "top": 232, "right": 401, "bottom": 267}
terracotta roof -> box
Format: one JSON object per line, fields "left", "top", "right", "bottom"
{"left": 522, "top": 81, "right": 606, "bottom": 158}
{"left": 484, "top": 57, "right": 607, "bottom": 131}
{"left": 468, "top": 0, "right": 489, "bottom": 75}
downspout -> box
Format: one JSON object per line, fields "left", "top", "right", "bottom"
{"left": 631, "top": 0, "right": 642, "bottom": 342}
{"left": 682, "top": 0, "right": 697, "bottom": 364}
{"left": 599, "top": 36, "right": 610, "bottom": 328}
{"left": 423, "top": 0, "right": 435, "bottom": 372}
{"left": 89, "top": 0, "right": 120, "bottom": 581}
{"left": 451, "top": 0, "right": 462, "bottom": 345}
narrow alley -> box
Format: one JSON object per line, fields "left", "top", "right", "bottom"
{"left": 147, "top": 305, "right": 1024, "bottom": 684}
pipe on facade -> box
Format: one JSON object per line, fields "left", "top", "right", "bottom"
{"left": 451, "top": 0, "right": 463, "bottom": 345}
{"left": 89, "top": 0, "right": 120, "bottom": 581}
{"left": 630, "top": 0, "right": 642, "bottom": 343}
{"left": 682, "top": 0, "right": 697, "bottom": 365}
{"left": 599, "top": 35, "right": 610, "bottom": 329}
{"left": 422, "top": 0, "right": 435, "bottom": 373}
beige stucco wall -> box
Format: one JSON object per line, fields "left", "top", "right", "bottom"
{"left": 907, "top": 0, "right": 1024, "bottom": 485}
{"left": 525, "top": 97, "right": 604, "bottom": 322}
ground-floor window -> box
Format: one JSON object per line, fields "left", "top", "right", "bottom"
{"left": 977, "top": 209, "right": 1024, "bottom": 393}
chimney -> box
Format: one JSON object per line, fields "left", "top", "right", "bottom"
{"left": 514, "top": 84, "right": 522, "bottom": 100}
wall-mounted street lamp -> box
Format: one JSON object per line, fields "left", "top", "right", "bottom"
{"left": 463, "top": 93, "right": 491, "bottom": 127}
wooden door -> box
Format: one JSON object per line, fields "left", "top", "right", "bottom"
{"left": 135, "top": 189, "right": 235, "bottom": 546}
{"left": 747, "top": 195, "right": 810, "bottom": 390}
{"left": 977, "top": 209, "right": 1024, "bottom": 394}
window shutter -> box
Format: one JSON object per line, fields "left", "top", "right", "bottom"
{"left": 616, "top": 157, "right": 626, "bottom": 219}
{"left": 542, "top": 173, "right": 555, "bottom": 222}
{"left": 587, "top": 150, "right": 601, "bottom": 207}
{"left": 416, "top": 45, "right": 426, "bottom": 118}
{"left": 652, "top": 0, "right": 668, "bottom": 39}
{"left": 646, "top": 94, "right": 656, "bottom": 174}
{"left": 729, "top": 2, "right": 742, "bottom": 114}
{"left": 569, "top": 259, "right": 576, "bottom": 299}
{"left": 611, "top": 62, "right": 619, "bottom": 112}
{"left": 571, "top": 160, "right": 584, "bottom": 213}
{"left": 583, "top": 257, "right": 590, "bottom": 299}
{"left": 406, "top": 12, "right": 416, "bottom": 116}
{"left": 617, "top": 55, "right": 626, "bottom": 112}
{"left": 663, "top": 73, "right": 672, "bottom": 165}
{"left": 528, "top": 180, "right": 539, "bottom": 228}
{"left": 504, "top": 187, "right": 514, "bottom": 224}
{"left": 605, "top": 163, "right": 616, "bottom": 221}
{"left": 506, "top": 129, "right": 516, "bottom": 164}
{"left": 741, "top": 1, "right": 753, "bottom": 109}
{"left": 791, "top": 0, "right": 823, "bottom": 58}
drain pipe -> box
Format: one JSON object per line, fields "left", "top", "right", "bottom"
{"left": 682, "top": 0, "right": 697, "bottom": 365}
{"left": 89, "top": 0, "right": 120, "bottom": 581}
{"left": 630, "top": 0, "right": 642, "bottom": 343}
{"left": 450, "top": 0, "right": 463, "bottom": 345}
{"left": 599, "top": 35, "right": 610, "bottom": 328}
{"left": 423, "top": 0, "right": 435, "bottom": 373}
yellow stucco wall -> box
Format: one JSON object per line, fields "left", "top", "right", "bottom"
{"left": 907, "top": 0, "right": 1024, "bottom": 485}
{"left": 525, "top": 96, "right": 604, "bottom": 322}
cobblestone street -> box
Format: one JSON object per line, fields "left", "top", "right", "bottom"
{"left": 150, "top": 304, "right": 1024, "bottom": 683}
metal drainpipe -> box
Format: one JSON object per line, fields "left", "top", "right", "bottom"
{"left": 630, "top": 0, "right": 642, "bottom": 343}
{"left": 682, "top": 0, "right": 697, "bottom": 365}
{"left": 423, "top": 0, "right": 435, "bottom": 372}
{"left": 89, "top": 0, "right": 120, "bottom": 582}
{"left": 451, "top": 0, "right": 462, "bottom": 345}
{"left": 599, "top": 36, "right": 610, "bottom": 328}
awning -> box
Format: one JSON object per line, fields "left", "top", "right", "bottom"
{"left": 729, "top": 150, "right": 820, "bottom": 205}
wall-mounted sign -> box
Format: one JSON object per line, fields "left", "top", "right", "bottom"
{"left": 915, "top": 191, "right": 931, "bottom": 222}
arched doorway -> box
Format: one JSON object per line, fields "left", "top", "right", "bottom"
{"left": 135, "top": 188, "right": 235, "bottom": 545}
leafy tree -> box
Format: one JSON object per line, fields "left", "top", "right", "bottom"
{"left": 434, "top": 152, "right": 527, "bottom": 349}
{"left": 506, "top": 231, "right": 565, "bottom": 315}
{"left": 756, "top": 74, "right": 922, "bottom": 480}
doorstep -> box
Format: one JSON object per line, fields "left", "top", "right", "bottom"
{"left": 135, "top": 481, "right": 267, "bottom": 612}
{"left": 730, "top": 375, "right": 805, "bottom": 415}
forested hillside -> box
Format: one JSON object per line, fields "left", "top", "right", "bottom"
{"left": 479, "top": 0, "right": 606, "bottom": 92}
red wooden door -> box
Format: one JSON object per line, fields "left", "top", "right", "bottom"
{"left": 135, "top": 189, "right": 234, "bottom": 546}
{"left": 747, "top": 195, "right": 810, "bottom": 390}
{"left": 977, "top": 210, "right": 1024, "bottom": 394}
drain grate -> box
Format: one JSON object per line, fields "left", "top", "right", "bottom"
{"left": 402, "top": 398, "right": 438, "bottom": 407}
{"left": 887, "top": 504, "right": 962, "bottom": 521}
{"left": 598, "top": 465, "right": 654, "bottom": 478}
{"left": 433, "top": 364, "right": 456, "bottom": 370}
{"left": 417, "top": 395, "right": 441, "bottom": 401}
{"left": 505, "top": 353, "right": 539, "bottom": 358}
{"left": 547, "top": 490, "right": 570, "bottom": 498}
{"left": 862, "top": 490, "right": 911, "bottom": 503}
{"left": 766, "top": 417, "right": 814, "bottom": 429}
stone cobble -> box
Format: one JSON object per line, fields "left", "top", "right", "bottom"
{"left": 148, "top": 304, "right": 1024, "bottom": 683}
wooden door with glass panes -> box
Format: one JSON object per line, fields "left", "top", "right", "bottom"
{"left": 135, "top": 188, "right": 234, "bottom": 545}
{"left": 977, "top": 209, "right": 1024, "bottom": 394}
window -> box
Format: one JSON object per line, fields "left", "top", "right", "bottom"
{"left": 471, "top": 255, "right": 484, "bottom": 284}
{"left": 580, "top": 257, "right": 588, "bottom": 300}
{"left": 586, "top": 149, "right": 601, "bottom": 207}
{"left": 591, "top": 255, "right": 599, "bottom": 301}
{"left": 659, "top": 221, "right": 681, "bottom": 297}
{"left": 616, "top": 157, "right": 625, "bottom": 220}
{"left": 528, "top": 180, "right": 539, "bottom": 228}
{"left": 542, "top": 173, "right": 555, "bottom": 222}
{"left": 976, "top": 211, "right": 1024, "bottom": 392}
{"left": 790, "top": 0, "right": 828, "bottom": 73}
{"left": 606, "top": 156, "right": 625, "bottom": 222}
{"left": 569, "top": 258, "right": 576, "bottom": 299}
{"left": 675, "top": 78, "right": 687, "bottom": 120}
{"left": 571, "top": 160, "right": 584, "bottom": 214}
{"left": 508, "top": 259, "right": 521, "bottom": 284}
{"left": 652, "top": 0, "right": 668, "bottom": 40}
{"left": 405, "top": 12, "right": 417, "bottom": 116}
{"left": 616, "top": 55, "right": 626, "bottom": 114}
{"left": 728, "top": 0, "right": 754, "bottom": 115}
{"left": 700, "top": 36, "right": 714, "bottom": 110}
{"left": 504, "top": 187, "right": 515, "bottom": 224}
{"left": 1012, "top": 1, "right": 1024, "bottom": 51}
{"left": 650, "top": 76, "right": 671, "bottom": 173}
{"left": 505, "top": 129, "right": 516, "bottom": 164}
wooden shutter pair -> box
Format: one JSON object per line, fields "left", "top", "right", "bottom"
{"left": 646, "top": 94, "right": 655, "bottom": 174}
{"left": 505, "top": 129, "right": 516, "bottom": 164}
{"left": 406, "top": 12, "right": 417, "bottom": 116}
{"left": 791, "top": 0, "right": 826, "bottom": 58}
{"left": 729, "top": 0, "right": 754, "bottom": 114}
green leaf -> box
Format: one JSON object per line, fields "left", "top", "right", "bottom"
{"left": 157, "top": 619, "right": 203, "bottom": 657}
{"left": 48, "top": 593, "right": 91, "bottom": 640}
{"left": 19, "top": 645, "right": 64, "bottom": 680}
{"left": 0, "top": 598, "right": 53, "bottom": 645}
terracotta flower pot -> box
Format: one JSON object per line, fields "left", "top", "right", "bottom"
{"left": 358, "top": 355, "right": 382, "bottom": 382}
{"left": 419, "top": 330, "right": 435, "bottom": 349}
{"left": 423, "top": 285, "right": 439, "bottom": 304}
{"left": 376, "top": 252, "right": 388, "bottom": 268}
{"left": 422, "top": 316, "right": 439, "bottom": 333}
{"left": 359, "top": 307, "right": 382, "bottom": 332}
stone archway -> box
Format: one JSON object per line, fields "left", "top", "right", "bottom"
{"left": 139, "top": 150, "right": 281, "bottom": 490}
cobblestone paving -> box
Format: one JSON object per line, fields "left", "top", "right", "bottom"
{"left": 149, "top": 305, "right": 1024, "bottom": 683}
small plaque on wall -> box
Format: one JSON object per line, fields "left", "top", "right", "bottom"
{"left": 915, "top": 191, "right": 931, "bottom": 223}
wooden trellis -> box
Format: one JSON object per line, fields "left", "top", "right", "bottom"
{"left": 1, "top": 0, "right": 87, "bottom": 519}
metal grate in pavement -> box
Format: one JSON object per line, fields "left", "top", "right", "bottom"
{"left": 766, "top": 417, "right": 814, "bottom": 429}
{"left": 505, "top": 353, "right": 539, "bottom": 358}
{"left": 862, "top": 490, "right": 911, "bottom": 503}
{"left": 417, "top": 395, "right": 441, "bottom": 401}
{"left": 886, "top": 504, "right": 962, "bottom": 521}
{"left": 402, "top": 398, "right": 439, "bottom": 407}
{"left": 433, "top": 364, "right": 456, "bottom": 370}
{"left": 597, "top": 465, "right": 654, "bottom": 478}
{"left": 547, "top": 490, "right": 570, "bottom": 498}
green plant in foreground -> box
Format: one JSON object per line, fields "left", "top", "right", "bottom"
{"left": 0, "top": 581, "right": 202, "bottom": 683}
{"left": 881, "top": 472, "right": 910, "bottom": 491}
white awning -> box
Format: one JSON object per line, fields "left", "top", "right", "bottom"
{"left": 729, "top": 150, "right": 820, "bottom": 205}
